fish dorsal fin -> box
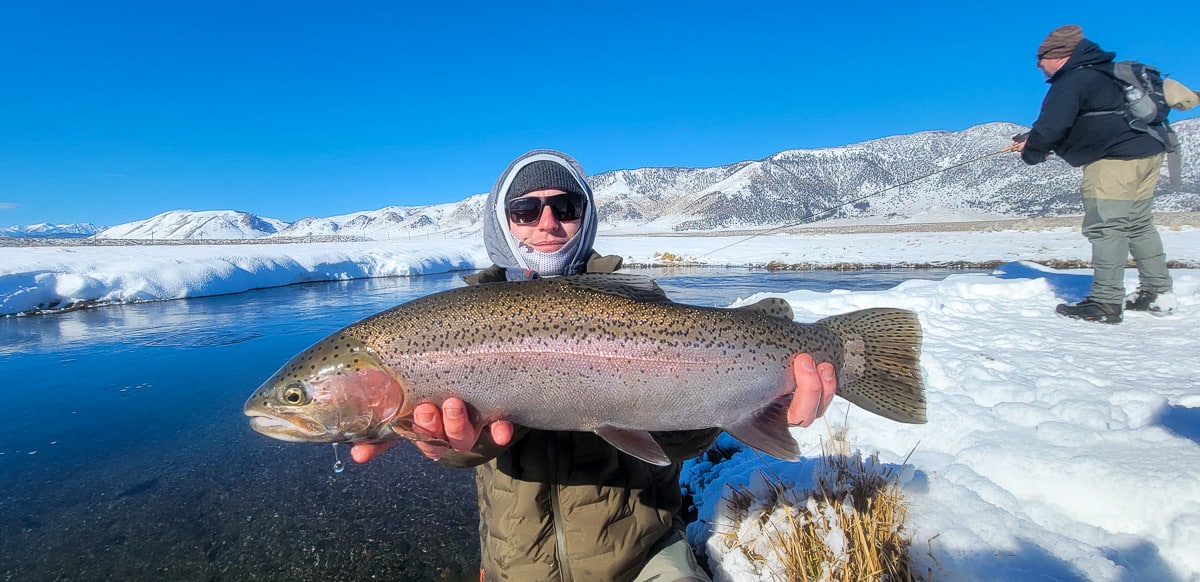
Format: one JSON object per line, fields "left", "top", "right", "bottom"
{"left": 735, "top": 297, "right": 794, "bottom": 321}
{"left": 559, "top": 273, "right": 673, "bottom": 304}
{"left": 593, "top": 426, "right": 671, "bottom": 466}
{"left": 722, "top": 395, "right": 800, "bottom": 461}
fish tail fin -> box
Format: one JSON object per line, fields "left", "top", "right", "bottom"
{"left": 817, "top": 308, "right": 927, "bottom": 424}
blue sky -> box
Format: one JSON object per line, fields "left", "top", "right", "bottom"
{"left": 2, "top": 1, "right": 1197, "bottom": 227}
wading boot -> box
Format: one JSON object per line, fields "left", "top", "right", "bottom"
{"left": 1056, "top": 298, "right": 1122, "bottom": 324}
{"left": 1124, "top": 289, "right": 1176, "bottom": 316}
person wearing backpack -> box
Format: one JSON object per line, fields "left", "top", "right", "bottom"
{"left": 1011, "top": 24, "right": 1176, "bottom": 324}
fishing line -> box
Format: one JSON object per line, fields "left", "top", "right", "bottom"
{"left": 694, "top": 145, "right": 1018, "bottom": 258}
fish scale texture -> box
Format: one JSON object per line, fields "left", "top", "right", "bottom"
{"left": 246, "top": 274, "right": 926, "bottom": 460}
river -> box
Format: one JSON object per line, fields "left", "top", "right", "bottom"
{"left": 0, "top": 267, "right": 981, "bottom": 581}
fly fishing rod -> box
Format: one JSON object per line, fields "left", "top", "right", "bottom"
{"left": 695, "top": 144, "right": 1020, "bottom": 258}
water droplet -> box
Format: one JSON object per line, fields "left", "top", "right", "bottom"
{"left": 332, "top": 443, "right": 345, "bottom": 474}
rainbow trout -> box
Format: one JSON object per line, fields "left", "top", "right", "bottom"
{"left": 244, "top": 274, "right": 925, "bottom": 465}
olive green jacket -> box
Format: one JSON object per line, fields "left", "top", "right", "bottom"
{"left": 446, "top": 254, "right": 721, "bottom": 582}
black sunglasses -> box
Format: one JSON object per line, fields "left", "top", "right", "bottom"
{"left": 506, "top": 193, "right": 587, "bottom": 225}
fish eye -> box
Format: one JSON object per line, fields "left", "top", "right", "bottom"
{"left": 281, "top": 383, "right": 308, "bottom": 405}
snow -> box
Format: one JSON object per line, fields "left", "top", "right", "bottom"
{"left": 3, "top": 225, "right": 1200, "bottom": 580}
{"left": 96, "top": 209, "right": 289, "bottom": 240}
{"left": 688, "top": 260, "right": 1200, "bottom": 581}
{"left": 0, "top": 239, "right": 488, "bottom": 315}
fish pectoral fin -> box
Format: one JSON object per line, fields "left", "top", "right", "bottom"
{"left": 388, "top": 418, "right": 450, "bottom": 447}
{"left": 723, "top": 396, "right": 800, "bottom": 461}
{"left": 593, "top": 426, "right": 671, "bottom": 466}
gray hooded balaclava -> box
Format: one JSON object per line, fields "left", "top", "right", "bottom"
{"left": 484, "top": 149, "right": 598, "bottom": 279}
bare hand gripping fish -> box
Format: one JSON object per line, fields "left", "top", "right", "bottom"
{"left": 244, "top": 274, "right": 926, "bottom": 465}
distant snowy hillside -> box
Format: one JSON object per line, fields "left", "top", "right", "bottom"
{"left": 97, "top": 210, "right": 288, "bottom": 240}
{"left": 592, "top": 120, "right": 1199, "bottom": 231}
{"left": 69, "top": 120, "right": 1200, "bottom": 241}
{"left": 1, "top": 223, "right": 104, "bottom": 238}
{"left": 273, "top": 195, "right": 488, "bottom": 239}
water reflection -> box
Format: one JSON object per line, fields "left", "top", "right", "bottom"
{"left": 0, "top": 273, "right": 464, "bottom": 357}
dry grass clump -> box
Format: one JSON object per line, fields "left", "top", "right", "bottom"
{"left": 652, "top": 251, "right": 701, "bottom": 265}
{"left": 716, "top": 430, "right": 918, "bottom": 581}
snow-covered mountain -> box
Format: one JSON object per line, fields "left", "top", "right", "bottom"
{"left": 96, "top": 210, "right": 288, "bottom": 240}
{"left": 270, "top": 195, "right": 488, "bottom": 240}
{"left": 1, "top": 222, "right": 105, "bottom": 238}
{"left": 17, "top": 120, "right": 1198, "bottom": 241}
{"left": 592, "top": 120, "right": 1199, "bottom": 231}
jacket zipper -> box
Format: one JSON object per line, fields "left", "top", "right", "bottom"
{"left": 550, "top": 435, "right": 572, "bottom": 582}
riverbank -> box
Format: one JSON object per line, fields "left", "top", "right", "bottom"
{"left": 4, "top": 221, "right": 1199, "bottom": 315}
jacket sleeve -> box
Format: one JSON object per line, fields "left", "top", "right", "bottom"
{"left": 1022, "top": 74, "right": 1085, "bottom": 165}
{"left": 586, "top": 252, "right": 624, "bottom": 274}
{"left": 463, "top": 265, "right": 506, "bottom": 286}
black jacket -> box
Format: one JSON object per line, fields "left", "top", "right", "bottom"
{"left": 1022, "top": 39, "right": 1166, "bottom": 167}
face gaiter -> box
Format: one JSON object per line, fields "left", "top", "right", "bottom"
{"left": 515, "top": 231, "right": 583, "bottom": 277}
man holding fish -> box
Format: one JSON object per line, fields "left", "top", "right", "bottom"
{"left": 247, "top": 149, "right": 925, "bottom": 581}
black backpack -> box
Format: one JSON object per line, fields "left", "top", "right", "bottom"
{"left": 1083, "top": 61, "right": 1175, "bottom": 151}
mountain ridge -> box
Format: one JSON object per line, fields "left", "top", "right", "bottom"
{"left": 1, "top": 222, "right": 105, "bottom": 238}
{"left": 7, "top": 121, "right": 1198, "bottom": 240}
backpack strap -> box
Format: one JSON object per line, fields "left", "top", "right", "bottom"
{"left": 1080, "top": 63, "right": 1128, "bottom": 117}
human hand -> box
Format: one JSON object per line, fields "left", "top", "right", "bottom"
{"left": 350, "top": 398, "right": 514, "bottom": 463}
{"left": 788, "top": 353, "right": 838, "bottom": 427}
{"left": 1005, "top": 132, "right": 1029, "bottom": 153}
{"left": 350, "top": 440, "right": 397, "bottom": 464}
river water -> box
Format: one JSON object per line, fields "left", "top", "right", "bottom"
{"left": 0, "top": 267, "right": 980, "bottom": 581}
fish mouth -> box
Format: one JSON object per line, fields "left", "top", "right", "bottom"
{"left": 246, "top": 412, "right": 331, "bottom": 442}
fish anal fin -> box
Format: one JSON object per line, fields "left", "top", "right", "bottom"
{"left": 594, "top": 426, "right": 671, "bottom": 466}
{"left": 723, "top": 396, "right": 800, "bottom": 461}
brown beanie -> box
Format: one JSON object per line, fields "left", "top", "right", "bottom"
{"left": 1038, "top": 25, "right": 1083, "bottom": 60}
